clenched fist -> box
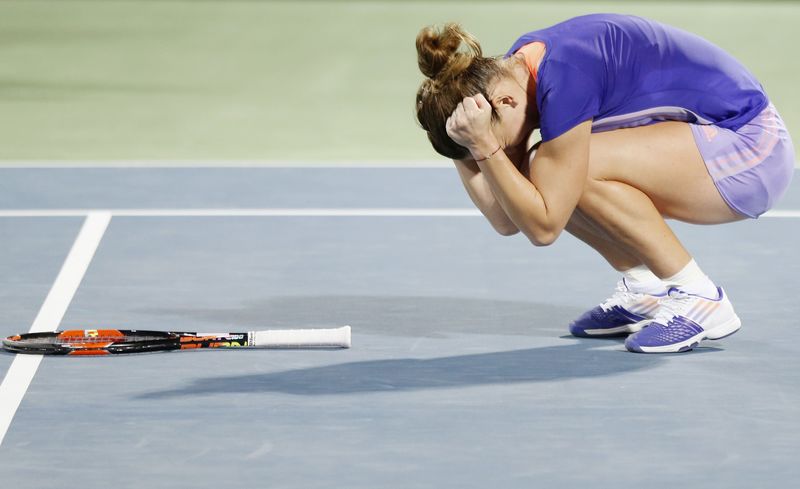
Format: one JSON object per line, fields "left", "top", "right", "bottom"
{"left": 445, "top": 93, "right": 500, "bottom": 159}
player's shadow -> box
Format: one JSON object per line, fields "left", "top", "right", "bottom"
{"left": 135, "top": 339, "right": 708, "bottom": 400}
{"left": 135, "top": 295, "right": 722, "bottom": 399}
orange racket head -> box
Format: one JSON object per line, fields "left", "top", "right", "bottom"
{"left": 3, "top": 329, "right": 180, "bottom": 355}
{"left": 56, "top": 329, "right": 126, "bottom": 349}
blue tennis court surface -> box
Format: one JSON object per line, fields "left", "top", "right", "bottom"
{"left": 1, "top": 167, "right": 799, "bottom": 488}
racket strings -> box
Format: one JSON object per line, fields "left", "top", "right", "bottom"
{"left": 10, "top": 334, "right": 170, "bottom": 345}
{"left": 58, "top": 335, "right": 168, "bottom": 343}
{"left": 58, "top": 336, "right": 126, "bottom": 343}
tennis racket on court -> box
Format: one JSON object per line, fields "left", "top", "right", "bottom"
{"left": 2, "top": 326, "right": 351, "bottom": 356}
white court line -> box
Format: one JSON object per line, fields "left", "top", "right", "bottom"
{"left": 0, "top": 212, "right": 111, "bottom": 447}
{"left": 0, "top": 208, "right": 797, "bottom": 218}
{"left": 761, "top": 210, "right": 800, "bottom": 218}
{"left": 0, "top": 160, "right": 797, "bottom": 169}
{"left": 0, "top": 160, "right": 453, "bottom": 168}
{"left": 0, "top": 208, "right": 484, "bottom": 217}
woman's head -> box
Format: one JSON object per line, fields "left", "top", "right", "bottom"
{"left": 415, "top": 23, "right": 533, "bottom": 159}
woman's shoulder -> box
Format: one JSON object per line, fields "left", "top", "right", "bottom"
{"left": 506, "top": 13, "right": 645, "bottom": 57}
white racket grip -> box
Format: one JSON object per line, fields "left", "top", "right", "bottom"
{"left": 250, "top": 326, "right": 351, "bottom": 349}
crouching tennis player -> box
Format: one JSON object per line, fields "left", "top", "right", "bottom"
{"left": 415, "top": 14, "right": 794, "bottom": 353}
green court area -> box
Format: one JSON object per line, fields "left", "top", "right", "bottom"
{"left": 0, "top": 1, "right": 797, "bottom": 162}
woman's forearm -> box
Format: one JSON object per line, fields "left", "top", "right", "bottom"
{"left": 453, "top": 158, "right": 520, "bottom": 236}
{"left": 468, "top": 123, "right": 591, "bottom": 246}
{"left": 472, "top": 149, "right": 555, "bottom": 245}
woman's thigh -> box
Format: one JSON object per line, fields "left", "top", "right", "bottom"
{"left": 586, "top": 121, "right": 744, "bottom": 224}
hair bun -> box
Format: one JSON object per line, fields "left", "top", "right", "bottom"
{"left": 416, "top": 23, "right": 482, "bottom": 80}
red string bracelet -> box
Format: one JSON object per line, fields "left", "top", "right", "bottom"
{"left": 474, "top": 145, "right": 503, "bottom": 162}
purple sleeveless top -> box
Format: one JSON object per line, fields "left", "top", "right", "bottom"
{"left": 505, "top": 14, "right": 769, "bottom": 141}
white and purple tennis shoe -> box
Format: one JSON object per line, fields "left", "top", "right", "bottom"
{"left": 569, "top": 280, "right": 664, "bottom": 338}
{"left": 625, "top": 287, "right": 741, "bottom": 353}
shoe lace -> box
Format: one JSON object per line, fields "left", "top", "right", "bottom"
{"left": 653, "top": 288, "right": 694, "bottom": 324}
{"left": 600, "top": 281, "right": 643, "bottom": 311}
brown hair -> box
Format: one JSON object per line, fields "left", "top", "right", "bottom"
{"left": 415, "top": 23, "right": 506, "bottom": 159}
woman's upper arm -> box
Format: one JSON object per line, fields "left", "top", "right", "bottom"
{"left": 529, "top": 120, "right": 592, "bottom": 235}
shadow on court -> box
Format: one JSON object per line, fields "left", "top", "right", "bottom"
{"left": 133, "top": 295, "right": 727, "bottom": 399}
{"left": 134, "top": 340, "right": 682, "bottom": 399}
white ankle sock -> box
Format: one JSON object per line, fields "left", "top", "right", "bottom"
{"left": 662, "top": 259, "right": 719, "bottom": 299}
{"left": 622, "top": 265, "right": 667, "bottom": 294}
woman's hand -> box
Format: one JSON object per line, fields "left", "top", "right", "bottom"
{"left": 445, "top": 94, "right": 501, "bottom": 160}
